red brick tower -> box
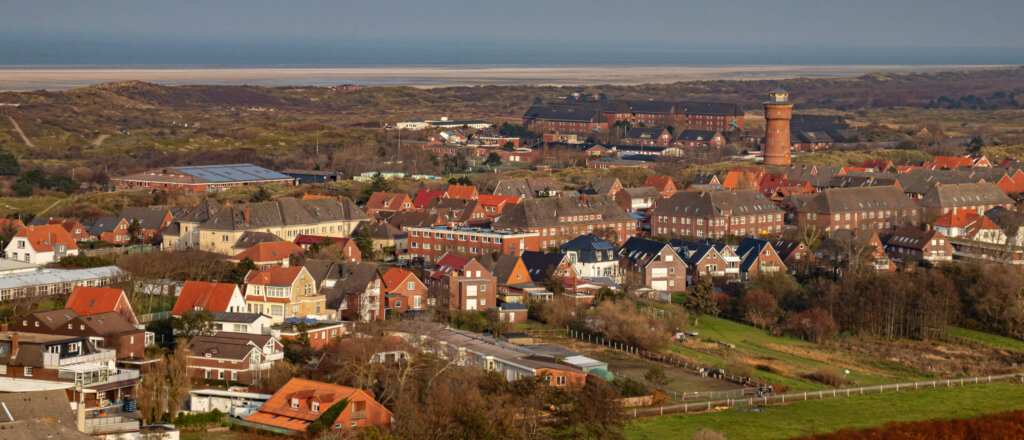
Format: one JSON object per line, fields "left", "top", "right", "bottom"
{"left": 763, "top": 89, "right": 793, "bottom": 165}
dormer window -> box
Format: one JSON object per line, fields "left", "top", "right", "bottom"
{"left": 291, "top": 398, "right": 299, "bottom": 409}
{"left": 311, "top": 402, "right": 320, "bottom": 413}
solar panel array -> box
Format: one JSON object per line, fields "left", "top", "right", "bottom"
{"left": 175, "top": 164, "right": 292, "bottom": 183}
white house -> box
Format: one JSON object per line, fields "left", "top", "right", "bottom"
{"left": 4, "top": 225, "right": 79, "bottom": 265}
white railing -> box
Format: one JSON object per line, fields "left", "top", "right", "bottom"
{"left": 52, "top": 349, "right": 117, "bottom": 367}
{"left": 84, "top": 416, "right": 140, "bottom": 434}
{"left": 103, "top": 369, "right": 141, "bottom": 383}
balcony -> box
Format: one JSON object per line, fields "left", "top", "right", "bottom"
{"left": 59, "top": 367, "right": 140, "bottom": 387}
{"left": 84, "top": 415, "right": 140, "bottom": 435}
{"left": 42, "top": 349, "right": 117, "bottom": 368}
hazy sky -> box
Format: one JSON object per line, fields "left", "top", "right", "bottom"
{"left": 2, "top": 0, "right": 1023, "bottom": 49}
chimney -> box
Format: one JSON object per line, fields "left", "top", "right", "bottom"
{"left": 244, "top": 208, "right": 251, "bottom": 226}
{"left": 10, "top": 333, "right": 18, "bottom": 357}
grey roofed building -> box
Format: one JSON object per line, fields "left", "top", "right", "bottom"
{"left": 522, "top": 105, "right": 603, "bottom": 123}
{"left": 668, "top": 238, "right": 718, "bottom": 266}
{"left": 829, "top": 173, "right": 900, "bottom": 189}
{"left": 0, "top": 389, "right": 77, "bottom": 427}
{"left": 917, "top": 182, "right": 1013, "bottom": 210}
{"left": 211, "top": 311, "right": 267, "bottom": 323}
{"left": 560, "top": 235, "right": 616, "bottom": 262}
{"left": 786, "top": 165, "right": 841, "bottom": 189}
{"left": 493, "top": 195, "right": 633, "bottom": 229}
{"left": 651, "top": 189, "right": 782, "bottom": 218}
{"left": 676, "top": 101, "right": 743, "bottom": 117}
{"left": 621, "top": 186, "right": 662, "bottom": 199}
{"left": 793, "top": 131, "right": 833, "bottom": 144}
{"left": 676, "top": 129, "right": 721, "bottom": 142}
{"left": 735, "top": 238, "right": 774, "bottom": 272}
{"left": 117, "top": 206, "right": 170, "bottom": 230}
{"left": 174, "top": 198, "right": 223, "bottom": 224}
{"left": 305, "top": 260, "right": 380, "bottom": 311}
{"left": 381, "top": 211, "right": 441, "bottom": 230}
{"left": 479, "top": 253, "right": 521, "bottom": 284}
{"left": 624, "top": 127, "right": 668, "bottom": 140}
{"left": 618, "top": 236, "right": 672, "bottom": 266}
{"left": 493, "top": 179, "right": 533, "bottom": 198}
{"left": 87, "top": 216, "right": 122, "bottom": 237}
{"left": 586, "top": 177, "right": 621, "bottom": 196}
{"left": 188, "top": 332, "right": 274, "bottom": 361}
{"left": 0, "top": 418, "right": 96, "bottom": 440}
{"left": 519, "top": 251, "right": 568, "bottom": 282}
{"left": 691, "top": 173, "right": 720, "bottom": 186}
{"left": 200, "top": 197, "right": 368, "bottom": 231}
{"left": 795, "top": 186, "right": 913, "bottom": 214}
{"left": 0, "top": 266, "right": 127, "bottom": 291}
{"left": 232, "top": 231, "right": 283, "bottom": 251}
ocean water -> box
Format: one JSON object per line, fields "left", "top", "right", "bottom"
{"left": 1, "top": 36, "right": 1022, "bottom": 68}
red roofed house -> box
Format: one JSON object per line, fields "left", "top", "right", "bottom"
{"left": 722, "top": 167, "right": 767, "bottom": 190}
{"left": 172, "top": 281, "right": 247, "bottom": 316}
{"left": 642, "top": 175, "right": 677, "bottom": 198}
{"left": 66, "top": 286, "right": 138, "bottom": 324}
{"left": 244, "top": 266, "right": 328, "bottom": 324}
{"left": 380, "top": 267, "right": 427, "bottom": 315}
{"left": 861, "top": 159, "right": 895, "bottom": 173}
{"left": 4, "top": 224, "right": 79, "bottom": 265}
{"left": 932, "top": 211, "right": 1008, "bottom": 245}
{"left": 425, "top": 254, "right": 497, "bottom": 312}
{"left": 49, "top": 218, "right": 91, "bottom": 242}
{"left": 924, "top": 154, "right": 992, "bottom": 170}
{"left": 412, "top": 189, "right": 448, "bottom": 209}
{"left": 246, "top": 378, "right": 392, "bottom": 433}
{"left": 477, "top": 194, "right": 520, "bottom": 219}
{"left": 365, "top": 192, "right": 414, "bottom": 218}
{"left": 445, "top": 184, "right": 479, "bottom": 200}
{"left": 230, "top": 241, "right": 305, "bottom": 269}
{"left": 294, "top": 235, "right": 362, "bottom": 262}
{"left": 0, "top": 218, "right": 24, "bottom": 232}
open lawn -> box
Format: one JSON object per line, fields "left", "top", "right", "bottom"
{"left": 677, "top": 316, "right": 933, "bottom": 393}
{"left": 948, "top": 327, "right": 1024, "bottom": 354}
{"left": 625, "top": 381, "right": 1024, "bottom": 440}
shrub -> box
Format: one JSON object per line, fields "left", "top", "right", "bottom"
{"left": 612, "top": 377, "right": 649, "bottom": 398}
{"left": 785, "top": 308, "right": 839, "bottom": 343}
{"left": 801, "top": 367, "right": 853, "bottom": 387}
{"left": 691, "top": 428, "right": 728, "bottom": 440}
{"left": 173, "top": 409, "right": 223, "bottom": 431}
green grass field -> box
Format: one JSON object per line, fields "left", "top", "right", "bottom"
{"left": 625, "top": 381, "right": 1024, "bottom": 440}
{"left": 948, "top": 327, "right": 1024, "bottom": 353}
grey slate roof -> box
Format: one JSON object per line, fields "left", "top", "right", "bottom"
{"left": 677, "top": 130, "right": 721, "bottom": 142}
{"left": 624, "top": 127, "right": 668, "bottom": 139}
{"left": 211, "top": 311, "right": 266, "bottom": 323}
{"left": 232, "top": 231, "right": 283, "bottom": 250}
{"left": 117, "top": 206, "right": 169, "bottom": 230}
{"left": 519, "top": 251, "right": 567, "bottom": 282}
{"left": 493, "top": 195, "right": 633, "bottom": 229}
{"left": 917, "top": 182, "right": 1012, "bottom": 208}
{"left": 652, "top": 189, "right": 781, "bottom": 218}
{"left": 87, "top": 216, "right": 122, "bottom": 236}
{"left": 522, "top": 105, "right": 603, "bottom": 123}
{"left": 201, "top": 197, "right": 368, "bottom": 231}
{"left": 796, "top": 186, "right": 913, "bottom": 214}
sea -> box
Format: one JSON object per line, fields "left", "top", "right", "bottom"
{"left": 0, "top": 36, "right": 1021, "bottom": 88}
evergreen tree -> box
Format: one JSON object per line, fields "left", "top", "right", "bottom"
{"left": 686, "top": 272, "right": 718, "bottom": 324}
{"left": 355, "top": 225, "right": 374, "bottom": 258}
{"left": 250, "top": 186, "right": 272, "bottom": 202}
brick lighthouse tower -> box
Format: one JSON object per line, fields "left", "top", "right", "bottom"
{"left": 763, "top": 88, "right": 793, "bottom": 166}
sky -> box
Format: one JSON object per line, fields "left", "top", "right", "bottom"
{"left": 2, "top": 0, "right": 1023, "bottom": 49}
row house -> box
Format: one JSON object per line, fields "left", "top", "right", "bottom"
{"left": 651, "top": 189, "right": 784, "bottom": 239}
{"left": 794, "top": 186, "right": 919, "bottom": 233}
{"left": 406, "top": 225, "right": 540, "bottom": 262}
{"left": 0, "top": 266, "right": 127, "bottom": 302}
{"left": 922, "top": 154, "right": 992, "bottom": 169}
{"left": 4, "top": 224, "right": 79, "bottom": 265}
{"left": 187, "top": 333, "right": 283, "bottom": 385}
{"left": 916, "top": 182, "right": 1014, "bottom": 219}
{"left": 618, "top": 237, "right": 687, "bottom": 292}
{"left": 771, "top": 238, "right": 814, "bottom": 270}
{"left": 520, "top": 251, "right": 579, "bottom": 283}
{"left": 10, "top": 309, "right": 146, "bottom": 360}
{"left": 243, "top": 266, "right": 328, "bottom": 324}
{"left": 305, "top": 260, "right": 383, "bottom": 322}
{"left": 172, "top": 281, "right": 247, "bottom": 316}
{"left": 425, "top": 254, "right": 497, "bottom": 312}
{"left": 669, "top": 239, "right": 741, "bottom": 282}
{"left": 480, "top": 254, "right": 533, "bottom": 304}
{"left": 187, "top": 197, "right": 369, "bottom": 255}
{"left": 0, "top": 331, "right": 140, "bottom": 409}
{"left": 245, "top": 378, "right": 392, "bottom": 433}
{"left": 815, "top": 229, "right": 895, "bottom": 273}
{"left": 882, "top": 227, "right": 955, "bottom": 264}
{"left": 492, "top": 195, "right": 638, "bottom": 247}
{"left": 522, "top": 105, "right": 608, "bottom": 135}
{"left": 676, "top": 101, "right": 746, "bottom": 132}
{"left": 604, "top": 100, "right": 684, "bottom": 128}
{"left": 734, "top": 238, "right": 786, "bottom": 280}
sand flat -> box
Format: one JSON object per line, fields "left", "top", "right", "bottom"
{"left": 0, "top": 64, "right": 1005, "bottom": 90}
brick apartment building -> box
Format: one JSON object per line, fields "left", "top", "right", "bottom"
{"left": 406, "top": 226, "right": 540, "bottom": 262}
{"left": 651, "top": 189, "right": 784, "bottom": 239}
{"left": 492, "top": 195, "right": 637, "bottom": 247}
{"left": 794, "top": 186, "right": 920, "bottom": 233}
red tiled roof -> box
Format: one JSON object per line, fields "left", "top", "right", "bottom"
{"left": 172, "top": 281, "right": 239, "bottom": 315}
{"left": 642, "top": 175, "right": 674, "bottom": 191}
{"left": 933, "top": 211, "right": 974, "bottom": 229}
{"left": 366, "top": 192, "right": 411, "bottom": 212}
{"left": 245, "top": 266, "right": 303, "bottom": 285}
{"left": 380, "top": 267, "right": 418, "bottom": 292}
{"left": 14, "top": 224, "right": 78, "bottom": 252}
{"left": 431, "top": 254, "right": 473, "bottom": 279}
{"left": 445, "top": 184, "right": 478, "bottom": 200}
{"left": 66, "top": 286, "right": 125, "bottom": 316}
{"left": 477, "top": 194, "right": 519, "bottom": 207}
{"left": 232, "top": 241, "right": 304, "bottom": 263}
{"left": 412, "top": 189, "right": 447, "bottom": 208}
{"left": 248, "top": 378, "right": 385, "bottom": 425}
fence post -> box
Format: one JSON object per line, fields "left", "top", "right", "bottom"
{"left": 684, "top": 403, "right": 688, "bottom": 413}
{"left": 707, "top": 402, "right": 711, "bottom": 411}
{"left": 803, "top": 392, "right": 807, "bottom": 401}
{"left": 634, "top": 409, "right": 637, "bottom": 418}
{"left": 896, "top": 384, "right": 899, "bottom": 392}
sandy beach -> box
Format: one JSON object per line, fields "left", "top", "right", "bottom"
{"left": 0, "top": 64, "right": 1005, "bottom": 90}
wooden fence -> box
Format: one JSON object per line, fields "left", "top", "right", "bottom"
{"left": 137, "top": 311, "right": 171, "bottom": 324}
{"left": 624, "top": 373, "right": 1024, "bottom": 418}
